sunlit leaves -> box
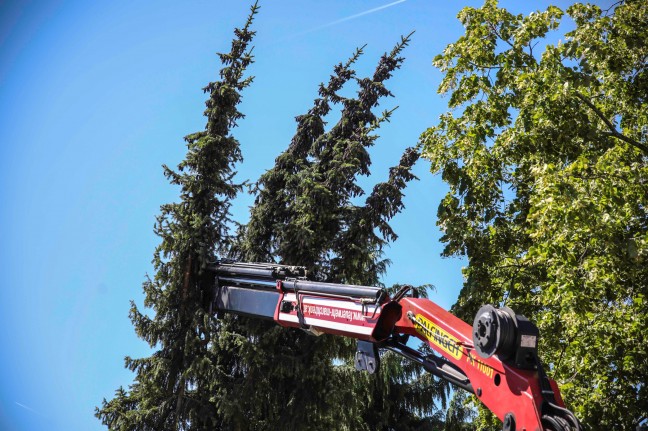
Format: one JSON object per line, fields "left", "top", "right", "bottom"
{"left": 423, "top": 0, "right": 647, "bottom": 429}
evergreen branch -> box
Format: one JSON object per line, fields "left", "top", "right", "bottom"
{"left": 363, "top": 146, "right": 420, "bottom": 242}
{"left": 244, "top": 1, "right": 261, "bottom": 32}
{"left": 344, "top": 44, "right": 366, "bottom": 70}
{"left": 390, "top": 30, "right": 415, "bottom": 58}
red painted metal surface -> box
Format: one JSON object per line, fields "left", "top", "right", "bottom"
{"left": 274, "top": 280, "right": 382, "bottom": 341}
{"left": 212, "top": 262, "right": 578, "bottom": 430}
{"left": 272, "top": 281, "right": 564, "bottom": 430}
{"left": 394, "top": 297, "right": 551, "bottom": 431}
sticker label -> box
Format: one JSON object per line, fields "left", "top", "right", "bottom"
{"left": 302, "top": 303, "right": 366, "bottom": 323}
{"left": 520, "top": 335, "right": 537, "bottom": 348}
{"left": 413, "top": 314, "right": 463, "bottom": 360}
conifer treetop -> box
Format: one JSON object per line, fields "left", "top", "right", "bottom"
{"left": 96, "top": 4, "right": 258, "bottom": 430}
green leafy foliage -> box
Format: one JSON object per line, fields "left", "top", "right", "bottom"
{"left": 95, "top": 4, "right": 259, "bottom": 430}
{"left": 422, "top": 0, "right": 647, "bottom": 429}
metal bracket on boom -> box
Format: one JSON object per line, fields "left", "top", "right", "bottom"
{"left": 383, "top": 339, "right": 474, "bottom": 394}
{"left": 355, "top": 340, "right": 380, "bottom": 374}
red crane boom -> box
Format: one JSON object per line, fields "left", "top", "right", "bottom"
{"left": 211, "top": 261, "right": 582, "bottom": 431}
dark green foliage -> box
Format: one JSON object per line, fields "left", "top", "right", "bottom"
{"left": 423, "top": 0, "right": 648, "bottom": 428}
{"left": 362, "top": 286, "right": 449, "bottom": 431}
{"left": 442, "top": 391, "right": 476, "bottom": 431}
{"left": 238, "top": 46, "right": 363, "bottom": 265}
{"left": 227, "top": 33, "right": 448, "bottom": 430}
{"left": 96, "top": 4, "right": 259, "bottom": 430}
{"left": 240, "top": 34, "right": 418, "bottom": 281}
{"left": 99, "top": 6, "right": 452, "bottom": 428}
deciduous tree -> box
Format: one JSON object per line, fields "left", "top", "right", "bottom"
{"left": 422, "top": 1, "right": 647, "bottom": 429}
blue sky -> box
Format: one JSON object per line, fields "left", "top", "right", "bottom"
{"left": 0, "top": 1, "right": 576, "bottom": 429}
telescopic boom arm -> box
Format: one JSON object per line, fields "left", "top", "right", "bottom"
{"left": 209, "top": 261, "right": 582, "bottom": 431}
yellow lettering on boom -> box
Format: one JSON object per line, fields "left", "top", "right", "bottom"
{"left": 413, "top": 314, "right": 463, "bottom": 360}
{"left": 467, "top": 352, "right": 495, "bottom": 379}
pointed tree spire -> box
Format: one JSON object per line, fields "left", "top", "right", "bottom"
{"left": 226, "top": 33, "right": 444, "bottom": 430}
{"left": 96, "top": 4, "right": 259, "bottom": 430}
{"left": 247, "top": 33, "right": 415, "bottom": 280}
{"left": 238, "top": 46, "right": 364, "bottom": 263}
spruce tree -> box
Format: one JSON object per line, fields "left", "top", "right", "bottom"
{"left": 242, "top": 34, "right": 418, "bottom": 281}
{"left": 96, "top": 4, "right": 258, "bottom": 430}
{"left": 239, "top": 45, "right": 363, "bottom": 264}
{"left": 232, "top": 33, "right": 447, "bottom": 430}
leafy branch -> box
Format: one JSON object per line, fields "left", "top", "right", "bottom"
{"left": 574, "top": 91, "right": 648, "bottom": 155}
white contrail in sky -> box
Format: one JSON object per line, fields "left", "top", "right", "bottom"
{"left": 313, "top": 0, "right": 408, "bottom": 31}
{"left": 281, "top": 0, "right": 407, "bottom": 41}
{"left": 15, "top": 401, "right": 42, "bottom": 417}
{"left": 261, "top": 0, "right": 408, "bottom": 47}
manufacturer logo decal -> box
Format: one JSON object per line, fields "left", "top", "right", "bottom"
{"left": 413, "top": 314, "right": 463, "bottom": 360}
